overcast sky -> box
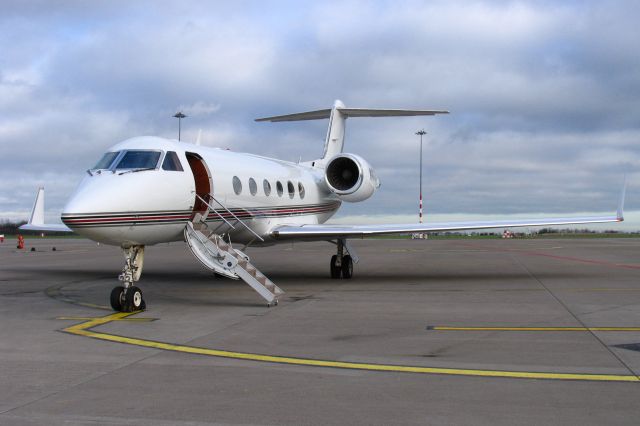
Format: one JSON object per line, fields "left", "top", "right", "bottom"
{"left": 2, "top": 0, "right": 639, "bottom": 228}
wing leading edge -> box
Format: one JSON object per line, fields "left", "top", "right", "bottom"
{"left": 272, "top": 214, "right": 621, "bottom": 240}
{"left": 273, "top": 181, "right": 626, "bottom": 240}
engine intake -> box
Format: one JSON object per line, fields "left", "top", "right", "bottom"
{"left": 326, "top": 156, "right": 360, "bottom": 191}
{"left": 324, "top": 154, "right": 380, "bottom": 202}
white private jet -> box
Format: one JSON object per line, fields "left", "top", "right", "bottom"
{"left": 21, "top": 100, "right": 625, "bottom": 312}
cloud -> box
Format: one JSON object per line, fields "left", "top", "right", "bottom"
{"left": 1, "top": 0, "right": 639, "bottom": 230}
{"left": 177, "top": 101, "right": 221, "bottom": 116}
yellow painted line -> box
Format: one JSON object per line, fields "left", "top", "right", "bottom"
{"left": 429, "top": 326, "right": 640, "bottom": 332}
{"left": 61, "top": 313, "right": 640, "bottom": 382}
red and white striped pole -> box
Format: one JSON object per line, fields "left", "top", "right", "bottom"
{"left": 416, "top": 130, "right": 426, "bottom": 232}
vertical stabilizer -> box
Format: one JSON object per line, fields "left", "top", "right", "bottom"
{"left": 29, "top": 187, "right": 45, "bottom": 226}
{"left": 322, "top": 100, "right": 347, "bottom": 160}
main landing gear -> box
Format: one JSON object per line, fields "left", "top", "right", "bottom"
{"left": 330, "top": 239, "right": 357, "bottom": 279}
{"left": 110, "top": 246, "right": 146, "bottom": 312}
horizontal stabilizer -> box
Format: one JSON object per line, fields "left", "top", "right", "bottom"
{"left": 255, "top": 109, "right": 332, "bottom": 122}
{"left": 338, "top": 108, "right": 449, "bottom": 118}
{"left": 255, "top": 107, "right": 449, "bottom": 122}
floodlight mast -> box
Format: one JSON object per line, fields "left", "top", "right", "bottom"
{"left": 173, "top": 111, "right": 187, "bottom": 141}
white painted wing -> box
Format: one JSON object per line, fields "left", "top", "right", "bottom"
{"left": 272, "top": 214, "right": 622, "bottom": 240}
{"left": 273, "top": 179, "right": 626, "bottom": 240}
{"left": 19, "top": 223, "right": 72, "bottom": 232}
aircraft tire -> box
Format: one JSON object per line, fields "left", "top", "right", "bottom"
{"left": 125, "top": 286, "right": 144, "bottom": 311}
{"left": 110, "top": 286, "right": 125, "bottom": 312}
{"left": 341, "top": 255, "right": 353, "bottom": 279}
{"left": 330, "top": 255, "right": 341, "bottom": 279}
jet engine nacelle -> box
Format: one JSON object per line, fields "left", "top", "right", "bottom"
{"left": 324, "top": 153, "right": 380, "bottom": 202}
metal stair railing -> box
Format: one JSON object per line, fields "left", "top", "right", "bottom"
{"left": 195, "top": 193, "right": 264, "bottom": 242}
{"left": 195, "top": 194, "right": 235, "bottom": 230}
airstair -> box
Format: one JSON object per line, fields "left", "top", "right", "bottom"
{"left": 184, "top": 194, "right": 283, "bottom": 306}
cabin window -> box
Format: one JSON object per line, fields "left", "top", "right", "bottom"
{"left": 115, "top": 150, "right": 161, "bottom": 170}
{"left": 93, "top": 152, "right": 119, "bottom": 170}
{"left": 287, "top": 181, "right": 295, "bottom": 198}
{"left": 249, "top": 178, "right": 257, "bottom": 196}
{"left": 263, "top": 179, "right": 271, "bottom": 196}
{"left": 298, "top": 182, "right": 305, "bottom": 199}
{"left": 276, "top": 181, "right": 283, "bottom": 197}
{"left": 233, "top": 176, "right": 242, "bottom": 195}
{"left": 162, "top": 151, "right": 184, "bottom": 171}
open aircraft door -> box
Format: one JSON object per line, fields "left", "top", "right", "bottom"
{"left": 185, "top": 152, "right": 213, "bottom": 220}
{"left": 183, "top": 153, "right": 240, "bottom": 279}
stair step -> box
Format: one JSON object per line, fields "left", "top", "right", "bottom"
{"left": 185, "top": 220, "right": 283, "bottom": 305}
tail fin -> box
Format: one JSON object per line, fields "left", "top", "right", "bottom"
{"left": 323, "top": 100, "right": 347, "bottom": 159}
{"left": 255, "top": 100, "right": 448, "bottom": 160}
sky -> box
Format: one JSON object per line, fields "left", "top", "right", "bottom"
{"left": 1, "top": 0, "right": 640, "bottom": 229}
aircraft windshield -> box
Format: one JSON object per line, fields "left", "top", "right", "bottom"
{"left": 93, "top": 152, "right": 119, "bottom": 170}
{"left": 115, "top": 150, "right": 161, "bottom": 170}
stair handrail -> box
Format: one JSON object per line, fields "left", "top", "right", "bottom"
{"left": 195, "top": 194, "right": 236, "bottom": 229}
{"left": 211, "top": 194, "right": 265, "bottom": 242}
{"left": 208, "top": 193, "right": 265, "bottom": 242}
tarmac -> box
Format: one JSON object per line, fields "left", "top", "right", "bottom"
{"left": 1, "top": 237, "right": 640, "bottom": 425}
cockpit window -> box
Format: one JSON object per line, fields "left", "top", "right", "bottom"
{"left": 162, "top": 151, "right": 184, "bottom": 171}
{"left": 93, "top": 152, "right": 119, "bottom": 170}
{"left": 115, "top": 150, "right": 161, "bottom": 170}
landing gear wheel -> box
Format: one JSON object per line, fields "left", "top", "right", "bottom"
{"left": 341, "top": 255, "right": 353, "bottom": 279}
{"left": 125, "top": 286, "right": 144, "bottom": 312}
{"left": 330, "top": 255, "right": 341, "bottom": 279}
{"left": 110, "top": 286, "right": 125, "bottom": 311}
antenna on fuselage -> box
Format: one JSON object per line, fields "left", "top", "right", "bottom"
{"left": 173, "top": 111, "right": 187, "bottom": 141}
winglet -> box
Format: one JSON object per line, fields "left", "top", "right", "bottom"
{"left": 19, "top": 187, "right": 73, "bottom": 233}
{"left": 28, "top": 187, "right": 45, "bottom": 226}
{"left": 617, "top": 175, "right": 626, "bottom": 221}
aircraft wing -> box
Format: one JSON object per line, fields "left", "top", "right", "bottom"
{"left": 18, "top": 187, "right": 73, "bottom": 233}
{"left": 272, "top": 214, "right": 622, "bottom": 240}
{"left": 19, "top": 223, "right": 72, "bottom": 232}
{"left": 274, "top": 179, "right": 626, "bottom": 240}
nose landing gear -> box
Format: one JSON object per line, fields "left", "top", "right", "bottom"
{"left": 330, "top": 239, "right": 356, "bottom": 279}
{"left": 110, "top": 246, "right": 146, "bottom": 312}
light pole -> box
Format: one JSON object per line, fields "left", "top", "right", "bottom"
{"left": 173, "top": 111, "right": 187, "bottom": 141}
{"left": 416, "top": 130, "right": 427, "bottom": 229}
